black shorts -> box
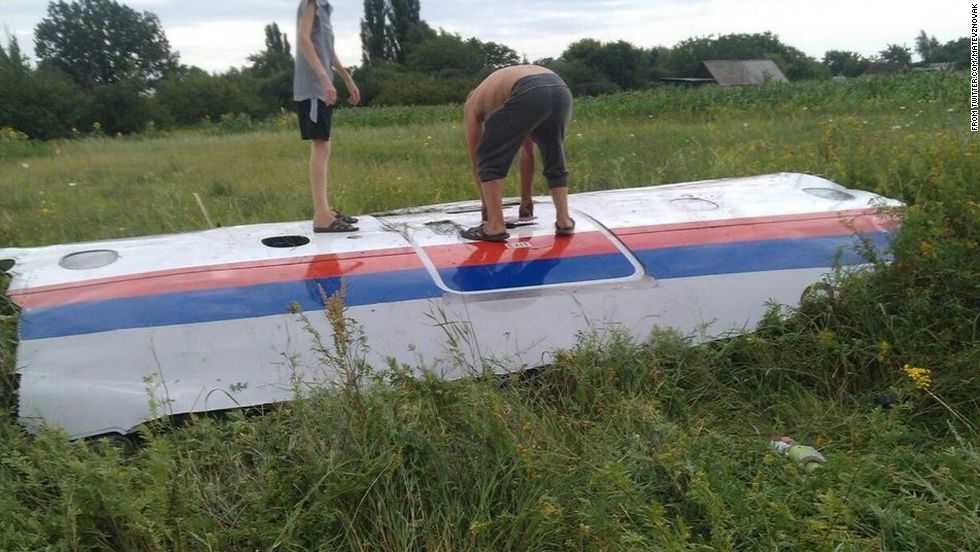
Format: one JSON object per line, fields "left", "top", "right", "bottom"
{"left": 296, "top": 99, "right": 334, "bottom": 140}
{"left": 476, "top": 73, "right": 572, "bottom": 189}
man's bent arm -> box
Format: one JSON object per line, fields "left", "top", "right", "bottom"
{"left": 518, "top": 138, "right": 534, "bottom": 216}
{"left": 332, "top": 54, "right": 360, "bottom": 105}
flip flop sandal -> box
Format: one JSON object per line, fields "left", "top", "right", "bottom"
{"left": 555, "top": 218, "right": 576, "bottom": 236}
{"left": 314, "top": 218, "right": 359, "bottom": 233}
{"left": 334, "top": 210, "right": 358, "bottom": 224}
{"left": 460, "top": 225, "right": 509, "bottom": 242}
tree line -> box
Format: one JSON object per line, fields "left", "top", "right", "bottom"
{"left": 0, "top": 0, "right": 970, "bottom": 140}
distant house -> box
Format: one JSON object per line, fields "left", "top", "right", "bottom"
{"left": 660, "top": 59, "right": 789, "bottom": 86}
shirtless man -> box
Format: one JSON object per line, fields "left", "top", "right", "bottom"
{"left": 461, "top": 65, "right": 575, "bottom": 241}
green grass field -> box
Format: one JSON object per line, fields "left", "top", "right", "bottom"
{"left": 1, "top": 72, "right": 978, "bottom": 551}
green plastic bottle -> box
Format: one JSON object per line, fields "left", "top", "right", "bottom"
{"left": 770, "top": 436, "right": 825, "bottom": 473}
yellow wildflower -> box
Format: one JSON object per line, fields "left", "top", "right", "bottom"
{"left": 539, "top": 500, "right": 562, "bottom": 517}
{"left": 902, "top": 364, "right": 932, "bottom": 389}
{"left": 876, "top": 340, "right": 890, "bottom": 362}
{"left": 918, "top": 241, "right": 933, "bottom": 257}
{"left": 469, "top": 520, "right": 488, "bottom": 536}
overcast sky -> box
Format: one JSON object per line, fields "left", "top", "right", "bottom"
{"left": 0, "top": 0, "right": 967, "bottom": 72}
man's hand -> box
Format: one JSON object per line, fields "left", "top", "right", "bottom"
{"left": 346, "top": 81, "right": 361, "bottom": 105}
{"left": 320, "top": 75, "right": 337, "bottom": 105}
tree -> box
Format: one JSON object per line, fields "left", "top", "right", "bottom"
{"left": 248, "top": 23, "right": 292, "bottom": 77}
{"left": 154, "top": 67, "right": 263, "bottom": 126}
{"left": 552, "top": 39, "right": 652, "bottom": 94}
{"left": 823, "top": 50, "right": 871, "bottom": 77}
{"left": 0, "top": 34, "right": 28, "bottom": 70}
{"left": 34, "top": 0, "right": 178, "bottom": 89}
{"left": 879, "top": 44, "right": 912, "bottom": 65}
{"left": 360, "top": 0, "right": 389, "bottom": 64}
{"left": 245, "top": 23, "right": 294, "bottom": 112}
{"left": 930, "top": 37, "right": 969, "bottom": 68}
{"left": 477, "top": 40, "right": 520, "bottom": 69}
{"left": 387, "top": 0, "right": 421, "bottom": 62}
{"left": 406, "top": 32, "right": 484, "bottom": 77}
{"left": 0, "top": 41, "right": 91, "bottom": 139}
{"left": 915, "top": 30, "right": 939, "bottom": 62}
{"left": 360, "top": 0, "right": 422, "bottom": 64}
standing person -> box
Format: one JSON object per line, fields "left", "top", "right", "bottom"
{"left": 295, "top": 0, "right": 361, "bottom": 233}
{"left": 462, "top": 65, "right": 575, "bottom": 242}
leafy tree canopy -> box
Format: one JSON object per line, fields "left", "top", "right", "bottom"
{"left": 360, "top": 0, "right": 422, "bottom": 64}
{"left": 915, "top": 30, "right": 940, "bottom": 62}
{"left": 34, "top": 0, "right": 178, "bottom": 89}
{"left": 248, "top": 23, "right": 292, "bottom": 78}
{"left": 879, "top": 44, "right": 912, "bottom": 65}
{"left": 929, "top": 37, "right": 969, "bottom": 68}
{"left": 823, "top": 50, "right": 871, "bottom": 77}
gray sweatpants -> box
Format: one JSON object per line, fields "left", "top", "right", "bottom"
{"left": 476, "top": 73, "right": 573, "bottom": 189}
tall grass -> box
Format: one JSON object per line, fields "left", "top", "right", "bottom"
{"left": 0, "top": 71, "right": 978, "bottom": 551}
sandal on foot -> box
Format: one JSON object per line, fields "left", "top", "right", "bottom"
{"left": 460, "top": 225, "right": 509, "bottom": 242}
{"left": 314, "top": 218, "right": 359, "bottom": 233}
{"left": 334, "top": 210, "right": 358, "bottom": 224}
{"left": 555, "top": 218, "right": 576, "bottom": 236}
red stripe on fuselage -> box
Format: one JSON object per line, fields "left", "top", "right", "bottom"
{"left": 10, "top": 248, "right": 422, "bottom": 309}
{"left": 423, "top": 232, "right": 618, "bottom": 268}
{"left": 9, "top": 208, "right": 897, "bottom": 309}
{"left": 613, "top": 208, "right": 896, "bottom": 249}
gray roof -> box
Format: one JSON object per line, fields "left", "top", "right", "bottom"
{"left": 697, "top": 60, "right": 789, "bottom": 85}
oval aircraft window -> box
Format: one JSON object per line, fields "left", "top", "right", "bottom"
{"left": 0, "top": 259, "right": 14, "bottom": 273}
{"left": 60, "top": 250, "right": 119, "bottom": 270}
{"left": 261, "top": 235, "right": 310, "bottom": 248}
{"left": 670, "top": 197, "right": 719, "bottom": 211}
{"left": 803, "top": 188, "right": 855, "bottom": 201}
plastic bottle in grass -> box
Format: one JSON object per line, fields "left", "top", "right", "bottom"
{"left": 769, "top": 436, "right": 825, "bottom": 473}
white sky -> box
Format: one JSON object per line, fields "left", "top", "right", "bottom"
{"left": 0, "top": 0, "right": 967, "bottom": 72}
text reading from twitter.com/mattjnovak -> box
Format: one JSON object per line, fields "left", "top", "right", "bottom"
{"left": 972, "top": 4, "right": 978, "bottom": 130}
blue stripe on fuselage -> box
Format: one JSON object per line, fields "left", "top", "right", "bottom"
{"left": 20, "top": 267, "right": 442, "bottom": 340}
{"left": 638, "top": 233, "right": 889, "bottom": 279}
{"left": 438, "top": 251, "right": 636, "bottom": 292}
{"left": 18, "top": 232, "right": 889, "bottom": 340}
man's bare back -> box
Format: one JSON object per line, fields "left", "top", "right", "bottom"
{"left": 460, "top": 64, "right": 574, "bottom": 241}
{"left": 464, "top": 65, "right": 556, "bottom": 123}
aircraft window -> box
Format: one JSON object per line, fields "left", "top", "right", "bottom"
{"left": 261, "top": 235, "right": 310, "bottom": 248}
{"left": 0, "top": 259, "right": 13, "bottom": 273}
{"left": 803, "top": 188, "right": 855, "bottom": 201}
{"left": 60, "top": 250, "right": 119, "bottom": 270}
{"left": 671, "top": 197, "right": 719, "bottom": 211}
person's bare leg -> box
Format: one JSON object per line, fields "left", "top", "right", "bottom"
{"left": 549, "top": 186, "right": 573, "bottom": 230}
{"left": 309, "top": 139, "right": 334, "bottom": 227}
{"left": 481, "top": 179, "right": 507, "bottom": 235}
{"left": 518, "top": 138, "right": 534, "bottom": 219}
{"left": 474, "top": 179, "right": 488, "bottom": 222}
